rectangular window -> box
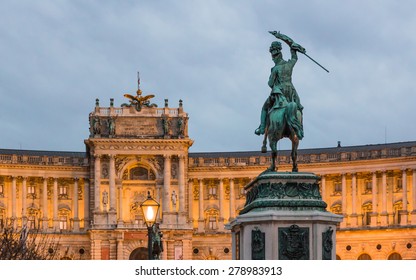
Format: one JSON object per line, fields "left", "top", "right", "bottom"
{"left": 208, "top": 216, "right": 217, "bottom": 230}
{"left": 60, "top": 218, "right": 68, "bottom": 230}
{"left": 27, "top": 185, "right": 35, "bottom": 194}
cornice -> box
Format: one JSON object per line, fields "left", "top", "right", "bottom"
{"left": 86, "top": 138, "right": 194, "bottom": 145}
{"left": 0, "top": 163, "right": 89, "bottom": 173}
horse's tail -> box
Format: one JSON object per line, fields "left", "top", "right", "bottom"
{"left": 285, "top": 102, "right": 304, "bottom": 140}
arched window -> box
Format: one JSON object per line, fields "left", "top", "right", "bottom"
{"left": 388, "top": 252, "right": 402, "bottom": 260}
{"left": 127, "top": 166, "right": 156, "bottom": 180}
{"left": 357, "top": 253, "right": 372, "bottom": 260}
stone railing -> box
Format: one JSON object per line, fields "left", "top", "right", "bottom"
{"left": 0, "top": 153, "right": 88, "bottom": 167}
{"left": 188, "top": 145, "right": 416, "bottom": 168}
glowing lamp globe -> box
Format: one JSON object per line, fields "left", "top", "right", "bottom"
{"left": 140, "top": 191, "right": 160, "bottom": 228}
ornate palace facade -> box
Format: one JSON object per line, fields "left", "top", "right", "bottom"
{"left": 0, "top": 95, "right": 415, "bottom": 260}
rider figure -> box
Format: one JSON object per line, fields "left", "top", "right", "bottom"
{"left": 255, "top": 31, "right": 305, "bottom": 136}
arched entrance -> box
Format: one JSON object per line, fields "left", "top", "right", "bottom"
{"left": 357, "top": 253, "right": 372, "bottom": 260}
{"left": 388, "top": 252, "right": 402, "bottom": 260}
{"left": 129, "top": 247, "right": 148, "bottom": 260}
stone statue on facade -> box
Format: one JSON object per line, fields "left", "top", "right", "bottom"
{"left": 102, "top": 190, "right": 108, "bottom": 210}
{"left": 162, "top": 115, "right": 170, "bottom": 136}
{"left": 108, "top": 116, "right": 116, "bottom": 137}
{"left": 91, "top": 115, "right": 101, "bottom": 135}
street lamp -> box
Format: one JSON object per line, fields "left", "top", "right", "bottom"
{"left": 140, "top": 191, "right": 160, "bottom": 260}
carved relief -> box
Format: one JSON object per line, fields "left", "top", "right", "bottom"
{"left": 278, "top": 225, "right": 309, "bottom": 260}
{"left": 129, "top": 191, "right": 147, "bottom": 221}
{"left": 193, "top": 184, "right": 199, "bottom": 200}
{"left": 101, "top": 163, "right": 109, "bottom": 179}
{"left": 115, "top": 156, "right": 131, "bottom": 175}
{"left": 147, "top": 156, "right": 163, "bottom": 175}
{"left": 252, "top": 227, "right": 265, "bottom": 260}
{"left": 322, "top": 227, "right": 334, "bottom": 260}
{"left": 171, "top": 161, "right": 178, "bottom": 179}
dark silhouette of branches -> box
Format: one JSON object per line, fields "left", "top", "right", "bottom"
{"left": 0, "top": 223, "right": 60, "bottom": 260}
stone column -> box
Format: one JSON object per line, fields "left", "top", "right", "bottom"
{"left": 380, "top": 171, "right": 388, "bottom": 226}
{"left": 73, "top": 178, "right": 80, "bottom": 231}
{"left": 198, "top": 179, "right": 204, "bottom": 232}
{"left": 53, "top": 178, "right": 59, "bottom": 230}
{"left": 117, "top": 239, "right": 124, "bottom": 260}
{"left": 341, "top": 174, "right": 347, "bottom": 214}
{"left": 320, "top": 175, "right": 326, "bottom": 201}
{"left": 219, "top": 178, "right": 225, "bottom": 229}
{"left": 341, "top": 173, "right": 347, "bottom": 227}
{"left": 42, "top": 178, "right": 48, "bottom": 230}
{"left": 229, "top": 178, "right": 235, "bottom": 220}
{"left": 109, "top": 155, "right": 116, "bottom": 212}
{"left": 370, "top": 172, "right": 378, "bottom": 227}
{"left": 11, "top": 177, "right": 17, "bottom": 223}
{"left": 400, "top": 169, "right": 408, "bottom": 225}
{"left": 163, "top": 155, "right": 171, "bottom": 214}
{"left": 188, "top": 179, "right": 194, "bottom": 224}
{"left": 411, "top": 169, "right": 416, "bottom": 223}
{"left": 178, "top": 155, "right": 185, "bottom": 213}
{"left": 350, "top": 173, "right": 358, "bottom": 227}
{"left": 117, "top": 185, "right": 124, "bottom": 225}
{"left": 83, "top": 179, "right": 90, "bottom": 229}
{"left": 94, "top": 155, "right": 101, "bottom": 211}
{"left": 22, "top": 177, "right": 27, "bottom": 221}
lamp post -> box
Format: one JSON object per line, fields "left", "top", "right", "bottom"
{"left": 140, "top": 191, "right": 160, "bottom": 260}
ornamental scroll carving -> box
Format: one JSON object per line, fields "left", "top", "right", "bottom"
{"left": 245, "top": 181, "right": 322, "bottom": 207}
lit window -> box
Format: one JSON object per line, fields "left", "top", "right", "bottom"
{"left": 60, "top": 216, "right": 68, "bottom": 230}
{"left": 205, "top": 208, "right": 219, "bottom": 231}
{"left": 28, "top": 185, "right": 35, "bottom": 194}
{"left": 208, "top": 185, "right": 217, "bottom": 199}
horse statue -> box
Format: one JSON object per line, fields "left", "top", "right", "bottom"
{"left": 261, "top": 94, "right": 303, "bottom": 172}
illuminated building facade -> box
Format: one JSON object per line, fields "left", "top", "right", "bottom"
{"left": 0, "top": 96, "right": 415, "bottom": 260}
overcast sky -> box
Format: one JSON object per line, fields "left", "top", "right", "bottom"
{"left": 1, "top": 0, "right": 416, "bottom": 153}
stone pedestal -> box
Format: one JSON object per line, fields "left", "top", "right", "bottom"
{"left": 227, "top": 171, "right": 343, "bottom": 260}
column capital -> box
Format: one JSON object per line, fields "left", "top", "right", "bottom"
{"left": 163, "top": 154, "right": 172, "bottom": 159}
{"left": 94, "top": 154, "right": 102, "bottom": 159}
